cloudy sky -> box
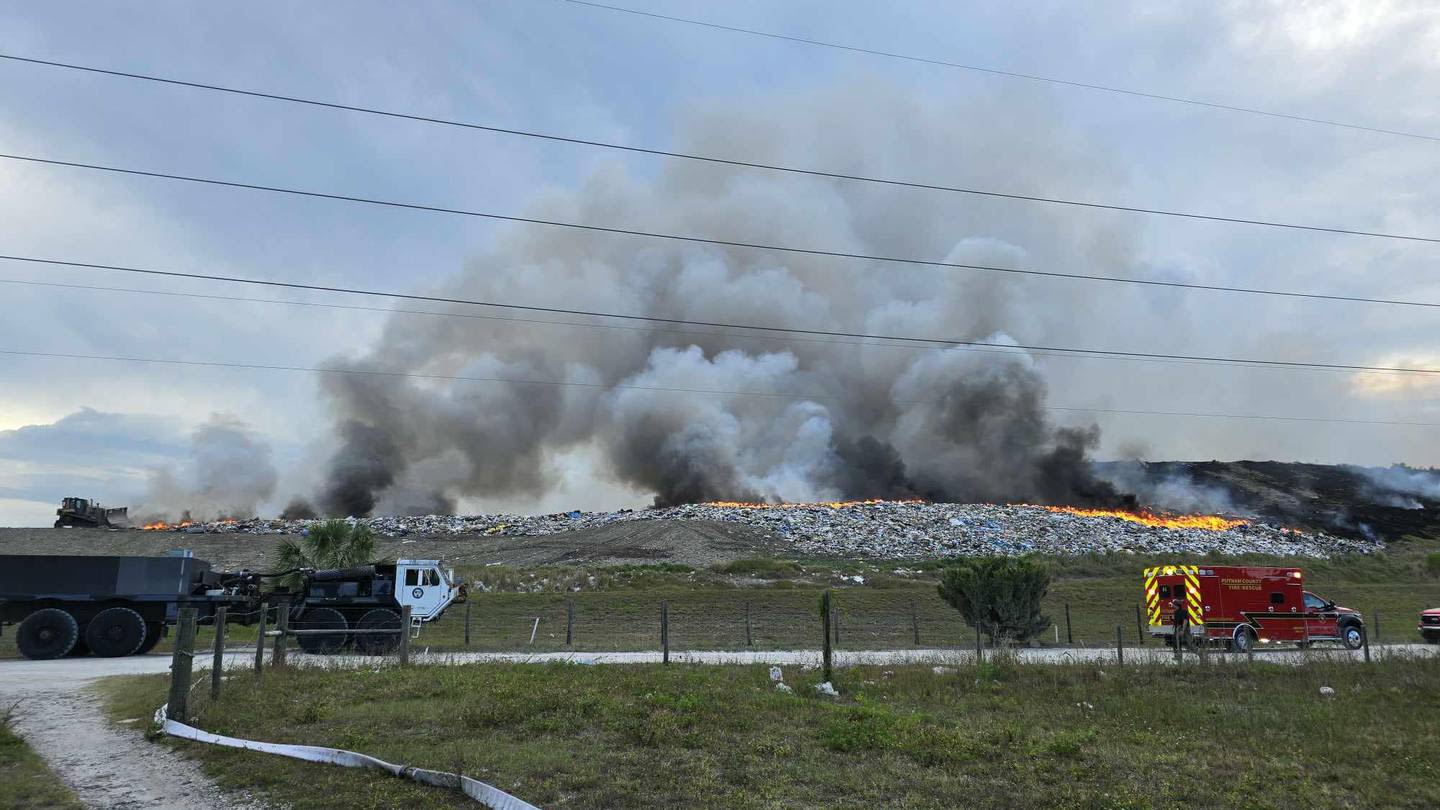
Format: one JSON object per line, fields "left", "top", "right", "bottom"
{"left": 1, "top": 1, "right": 1437, "bottom": 525}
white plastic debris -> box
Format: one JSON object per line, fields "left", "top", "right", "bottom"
{"left": 769, "top": 666, "right": 783, "bottom": 683}
{"left": 775, "top": 682, "right": 793, "bottom": 694}
{"left": 1319, "top": 685, "right": 1336, "bottom": 698}
{"left": 931, "top": 666, "right": 956, "bottom": 675}
{"left": 137, "top": 501, "right": 1379, "bottom": 559}
{"left": 815, "top": 681, "right": 839, "bottom": 697}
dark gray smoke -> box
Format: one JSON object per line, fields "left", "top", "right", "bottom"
{"left": 313, "top": 83, "right": 1138, "bottom": 515}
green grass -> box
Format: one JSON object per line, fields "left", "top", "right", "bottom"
{"left": 101, "top": 656, "right": 1440, "bottom": 809}
{"left": 0, "top": 715, "right": 82, "bottom": 810}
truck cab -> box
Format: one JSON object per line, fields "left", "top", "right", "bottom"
{"left": 394, "top": 559, "right": 459, "bottom": 619}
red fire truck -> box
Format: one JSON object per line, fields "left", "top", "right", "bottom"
{"left": 1420, "top": 608, "right": 1440, "bottom": 644}
{"left": 1143, "top": 565, "right": 1364, "bottom": 652}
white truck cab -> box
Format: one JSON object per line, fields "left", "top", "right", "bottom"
{"left": 394, "top": 559, "right": 459, "bottom": 620}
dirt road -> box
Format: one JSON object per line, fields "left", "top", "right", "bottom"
{"left": 1, "top": 651, "right": 269, "bottom": 810}
{"left": 0, "top": 519, "right": 779, "bottom": 570}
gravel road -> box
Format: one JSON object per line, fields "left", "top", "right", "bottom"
{"left": 0, "top": 519, "right": 779, "bottom": 570}
{"left": 5, "top": 642, "right": 1430, "bottom": 809}
{"left": 1, "top": 652, "right": 270, "bottom": 810}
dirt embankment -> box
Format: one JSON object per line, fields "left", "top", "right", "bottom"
{"left": 0, "top": 519, "right": 781, "bottom": 570}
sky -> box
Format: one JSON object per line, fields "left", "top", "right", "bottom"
{"left": 1, "top": 0, "right": 1438, "bottom": 525}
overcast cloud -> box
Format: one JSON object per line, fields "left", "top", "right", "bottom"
{"left": 1, "top": 1, "right": 1437, "bottom": 524}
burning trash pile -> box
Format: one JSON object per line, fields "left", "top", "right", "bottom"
{"left": 140, "top": 500, "right": 1380, "bottom": 558}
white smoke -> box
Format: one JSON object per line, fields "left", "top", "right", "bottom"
{"left": 139, "top": 414, "right": 277, "bottom": 521}
{"left": 312, "top": 80, "right": 1152, "bottom": 515}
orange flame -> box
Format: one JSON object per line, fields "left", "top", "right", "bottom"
{"left": 702, "top": 499, "right": 925, "bottom": 510}
{"left": 1043, "top": 506, "right": 1247, "bottom": 531}
{"left": 141, "top": 520, "right": 194, "bottom": 531}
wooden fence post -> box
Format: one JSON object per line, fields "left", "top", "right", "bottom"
{"left": 1362, "top": 623, "right": 1371, "bottom": 664}
{"left": 399, "top": 605, "right": 412, "bottom": 666}
{"left": 661, "top": 601, "right": 670, "bottom": 666}
{"left": 272, "top": 602, "right": 289, "bottom": 669}
{"left": 832, "top": 606, "right": 840, "bottom": 646}
{"left": 911, "top": 598, "right": 920, "bottom": 646}
{"left": 253, "top": 601, "right": 268, "bottom": 675}
{"left": 820, "top": 590, "right": 832, "bottom": 682}
{"left": 1115, "top": 624, "right": 1124, "bottom": 666}
{"left": 974, "top": 622, "right": 983, "bottom": 665}
{"left": 566, "top": 599, "right": 574, "bottom": 646}
{"left": 1374, "top": 610, "right": 1381, "bottom": 643}
{"left": 1135, "top": 604, "right": 1145, "bottom": 645}
{"left": 744, "top": 602, "right": 753, "bottom": 647}
{"left": 210, "top": 607, "right": 227, "bottom": 701}
{"left": 166, "top": 608, "right": 198, "bottom": 721}
{"left": 1065, "top": 603, "right": 1073, "bottom": 645}
{"left": 464, "top": 601, "right": 472, "bottom": 648}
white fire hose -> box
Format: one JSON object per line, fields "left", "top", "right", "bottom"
{"left": 153, "top": 704, "right": 539, "bottom": 810}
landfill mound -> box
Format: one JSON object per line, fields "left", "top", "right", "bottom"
{"left": 143, "top": 501, "right": 1380, "bottom": 559}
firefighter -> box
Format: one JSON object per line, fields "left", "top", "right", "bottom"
{"left": 1172, "top": 596, "right": 1189, "bottom": 650}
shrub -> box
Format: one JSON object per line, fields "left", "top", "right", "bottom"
{"left": 937, "top": 556, "right": 1051, "bottom": 644}
{"left": 1426, "top": 552, "right": 1440, "bottom": 577}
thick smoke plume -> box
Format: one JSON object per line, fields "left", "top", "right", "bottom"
{"left": 139, "top": 414, "right": 277, "bottom": 521}
{"left": 314, "top": 83, "right": 1142, "bottom": 516}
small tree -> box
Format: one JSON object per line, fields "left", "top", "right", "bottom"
{"left": 275, "top": 519, "right": 377, "bottom": 589}
{"left": 937, "top": 557, "right": 1051, "bottom": 645}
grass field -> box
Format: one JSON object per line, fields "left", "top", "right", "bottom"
{"left": 103, "top": 654, "right": 1440, "bottom": 809}
{"left": 0, "top": 716, "right": 82, "bottom": 810}
{"left": 8, "top": 548, "right": 1440, "bottom": 659}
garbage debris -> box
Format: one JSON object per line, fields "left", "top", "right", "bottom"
{"left": 815, "top": 681, "right": 840, "bottom": 697}
{"left": 137, "top": 501, "right": 1380, "bottom": 559}
{"left": 1319, "top": 685, "right": 1336, "bottom": 698}
{"left": 769, "top": 666, "right": 784, "bottom": 683}
{"left": 775, "top": 682, "right": 793, "bottom": 694}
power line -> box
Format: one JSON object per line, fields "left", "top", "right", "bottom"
{"left": 4, "top": 153, "right": 1440, "bottom": 311}
{"left": 553, "top": 0, "right": 1440, "bottom": 143}
{"left": 4, "top": 275, "right": 1415, "bottom": 377}
{"left": 2, "top": 53, "right": 1437, "bottom": 245}
{"left": 1, "top": 348, "right": 1432, "bottom": 428}
{"left": 4, "top": 253, "right": 1438, "bottom": 376}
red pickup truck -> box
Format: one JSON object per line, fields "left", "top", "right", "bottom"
{"left": 1421, "top": 608, "right": 1440, "bottom": 644}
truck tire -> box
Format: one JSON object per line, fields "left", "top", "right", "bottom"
{"left": 1232, "top": 626, "right": 1256, "bottom": 654}
{"left": 355, "top": 608, "right": 402, "bottom": 655}
{"left": 67, "top": 636, "right": 91, "bottom": 657}
{"left": 86, "top": 607, "right": 148, "bottom": 657}
{"left": 17, "top": 608, "right": 80, "bottom": 659}
{"left": 135, "top": 623, "right": 164, "bottom": 655}
{"left": 297, "top": 607, "right": 349, "bottom": 654}
{"left": 1340, "top": 622, "right": 1364, "bottom": 650}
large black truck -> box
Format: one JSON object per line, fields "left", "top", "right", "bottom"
{"left": 0, "top": 554, "right": 461, "bottom": 660}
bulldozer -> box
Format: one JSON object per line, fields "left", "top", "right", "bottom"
{"left": 54, "top": 497, "right": 130, "bottom": 529}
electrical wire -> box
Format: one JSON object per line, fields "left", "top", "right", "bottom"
{"left": 1, "top": 53, "right": 1437, "bottom": 244}
{"left": 2, "top": 254, "right": 1436, "bottom": 375}
{"left": 4, "top": 275, "right": 1415, "bottom": 377}
{"left": 552, "top": 0, "right": 1440, "bottom": 143}
{"left": 4, "top": 154, "right": 1440, "bottom": 310}
{"left": 0, "top": 347, "right": 1433, "bottom": 427}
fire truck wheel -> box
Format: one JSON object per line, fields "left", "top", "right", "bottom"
{"left": 355, "top": 608, "right": 402, "bottom": 655}
{"left": 66, "top": 635, "right": 91, "bottom": 657}
{"left": 17, "top": 608, "right": 79, "bottom": 659}
{"left": 86, "top": 607, "right": 148, "bottom": 657}
{"left": 297, "top": 608, "right": 349, "bottom": 654}
{"left": 1340, "top": 623, "right": 1364, "bottom": 650}
{"left": 135, "top": 623, "right": 164, "bottom": 655}
{"left": 1232, "top": 626, "right": 1256, "bottom": 654}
